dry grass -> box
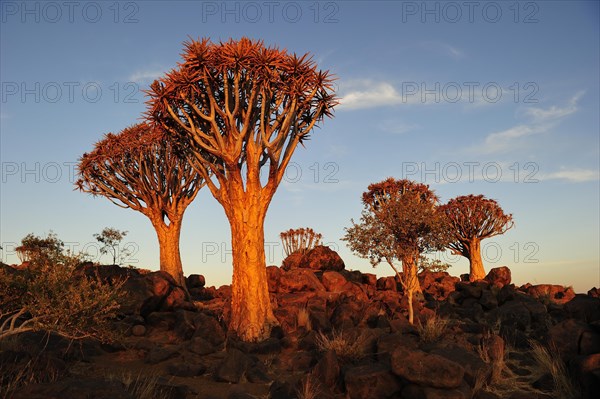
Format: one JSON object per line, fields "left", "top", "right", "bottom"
{"left": 416, "top": 312, "right": 449, "bottom": 343}
{"left": 296, "top": 374, "right": 322, "bottom": 399}
{"left": 316, "top": 330, "right": 366, "bottom": 363}
{"left": 106, "top": 369, "right": 165, "bottom": 399}
{"left": 0, "top": 355, "right": 65, "bottom": 399}
{"left": 530, "top": 342, "right": 580, "bottom": 399}
{"left": 296, "top": 306, "right": 312, "bottom": 331}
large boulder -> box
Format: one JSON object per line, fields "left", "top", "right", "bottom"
{"left": 278, "top": 268, "right": 325, "bottom": 293}
{"left": 281, "top": 246, "right": 345, "bottom": 272}
{"left": 485, "top": 266, "right": 512, "bottom": 288}
{"left": 526, "top": 284, "right": 576, "bottom": 304}
{"left": 344, "top": 363, "right": 401, "bottom": 399}
{"left": 391, "top": 346, "right": 465, "bottom": 389}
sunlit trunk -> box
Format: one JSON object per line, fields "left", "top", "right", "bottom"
{"left": 401, "top": 253, "right": 422, "bottom": 293}
{"left": 223, "top": 178, "right": 277, "bottom": 342}
{"left": 152, "top": 217, "right": 186, "bottom": 288}
{"left": 468, "top": 239, "right": 486, "bottom": 281}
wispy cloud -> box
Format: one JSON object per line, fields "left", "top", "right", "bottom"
{"left": 541, "top": 168, "right": 599, "bottom": 183}
{"left": 338, "top": 80, "right": 407, "bottom": 110}
{"left": 474, "top": 92, "right": 583, "bottom": 154}
{"left": 418, "top": 41, "right": 465, "bottom": 59}
{"left": 128, "top": 69, "right": 165, "bottom": 84}
{"left": 378, "top": 119, "right": 421, "bottom": 135}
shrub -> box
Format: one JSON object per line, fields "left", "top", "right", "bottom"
{"left": 280, "top": 228, "right": 323, "bottom": 257}
{"left": 0, "top": 234, "right": 125, "bottom": 343}
{"left": 316, "top": 330, "right": 366, "bottom": 363}
{"left": 416, "top": 312, "right": 449, "bottom": 343}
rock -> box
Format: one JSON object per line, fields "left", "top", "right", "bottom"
{"left": 495, "top": 301, "right": 532, "bottom": 331}
{"left": 485, "top": 266, "right": 511, "bottom": 288}
{"left": 321, "top": 271, "right": 347, "bottom": 292}
{"left": 570, "top": 353, "right": 600, "bottom": 399}
{"left": 12, "top": 378, "right": 131, "bottom": 399}
{"left": 363, "top": 273, "right": 378, "bottom": 286}
{"left": 430, "top": 345, "right": 489, "bottom": 387}
{"left": 526, "top": 284, "right": 576, "bottom": 304}
{"left": 187, "top": 274, "right": 205, "bottom": 289}
{"left": 168, "top": 361, "right": 206, "bottom": 377}
{"left": 214, "top": 348, "right": 252, "bottom": 383}
{"left": 391, "top": 346, "right": 465, "bottom": 389}
{"left": 192, "top": 312, "right": 226, "bottom": 347}
{"left": 304, "top": 245, "right": 345, "bottom": 271}
{"left": 588, "top": 287, "right": 600, "bottom": 298}
{"left": 402, "top": 383, "right": 470, "bottom": 399}
{"left": 188, "top": 336, "right": 216, "bottom": 355}
{"left": 266, "top": 266, "right": 281, "bottom": 293}
{"left": 377, "top": 276, "right": 398, "bottom": 291}
{"left": 119, "top": 270, "right": 190, "bottom": 316}
{"left": 564, "top": 295, "right": 600, "bottom": 322}
{"left": 278, "top": 268, "right": 325, "bottom": 293}
{"left": 313, "top": 350, "right": 340, "bottom": 389}
{"left": 281, "top": 251, "right": 305, "bottom": 270}
{"left": 344, "top": 363, "right": 401, "bottom": 399}
{"left": 549, "top": 319, "right": 597, "bottom": 361}
{"left": 455, "top": 282, "right": 483, "bottom": 299}
{"left": 131, "top": 324, "right": 146, "bottom": 336}
{"left": 420, "top": 271, "right": 459, "bottom": 300}
{"left": 479, "top": 290, "right": 498, "bottom": 310}
{"left": 144, "top": 345, "right": 180, "bottom": 364}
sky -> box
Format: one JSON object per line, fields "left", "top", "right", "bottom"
{"left": 1, "top": 1, "right": 598, "bottom": 293}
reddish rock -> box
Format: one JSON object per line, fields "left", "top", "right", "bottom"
{"left": 377, "top": 276, "right": 398, "bottom": 291}
{"left": 281, "top": 251, "right": 305, "bottom": 271}
{"left": 549, "top": 319, "right": 594, "bottom": 361}
{"left": 570, "top": 353, "right": 600, "bottom": 399}
{"left": 313, "top": 350, "right": 340, "bottom": 389}
{"left": 564, "top": 295, "right": 600, "bottom": 322}
{"left": 186, "top": 274, "right": 205, "bottom": 289}
{"left": 526, "top": 284, "right": 576, "bottom": 304}
{"left": 344, "top": 363, "right": 401, "bottom": 399}
{"left": 402, "top": 383, "right": 470, "bottom": 399}
{"left": 391, "top": 346, "right": 465, "bottom": 389}
{"left": 588, "top": 287, "right": 600, "bottom": 298}
{"left": 321, "top": 271, "right": 348, "bottom": 292}
{"left": 266, "top": 266, "right": 281, "bottom": 293}
{"left": 304, "top": 245, "right": 345, "bottom": 271}
{"left": 485, "top": 266, "right": 511, "bottom": 288}
{"left": 362, "top": 273, "right": 378, "bottom": 286}
{"left": 278, "top": 268, "right": 325, "bottom": 293}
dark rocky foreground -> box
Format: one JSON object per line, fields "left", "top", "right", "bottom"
{"left": 1, "top": 246, "right": 599, "bottom": 399}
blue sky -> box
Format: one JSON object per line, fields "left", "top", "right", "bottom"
{"left": 1, "top": 1, "right": 598, "bottom": 292}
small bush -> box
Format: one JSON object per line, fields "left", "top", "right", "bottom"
{"left": 296, "top": 306, "right": 312, "bottom": 331}
{"left": 316, "top": 330, "right": 366, "bottom": 363}
{"left": 296, "top": 374, "right": 321, "bottom": 399}
{"left": 416, "top": 312, "right": 448, "bottom": 343}
{"left": 1, "top": 233, "right": 125, "bottom": 343}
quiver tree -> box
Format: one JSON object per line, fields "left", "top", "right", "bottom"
{"left": 76, "top": 122, "right": 204, "bottom": 288}
{"left": 280, "top": 227, "right": 323, "bottom": 257}
{"left": 147, "top": 37, "right": 336, "bottom": 341}
{"left": 440, "top": 194, "right": 514, "bottom": 281}
{"left": 343, "top": 178, "right": 449, "bottom": 324}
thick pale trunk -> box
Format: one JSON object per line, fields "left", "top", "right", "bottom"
{"left": 153, "top": 218, "right": 186, "bottom": 288}
{"left": 401, "top": 254, "right": 422, "bottom": 293}
{"left": 468, "top": 239, "right": 486, "bottom": 281}
{"left": 225, "top": 187, "right": 277, "bottom": 342}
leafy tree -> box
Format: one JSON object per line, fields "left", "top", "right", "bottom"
{"left": 440, "top": 194, "right": 514, "bottom": 281}
{"left": 418, "top": 255, "right": 451, "bottom": 273}
{"left": 147, "top": 37, "right": 336, "bottom": 341}
{"left": 93, "top": 227, "right": 130, "bottom": 265}
{"left": 343, "top": 178, "right": 449, "bottom": 324}
{"left": 15, "top": 232, "right": 64, "bottom": 265}
{"left": 76, "top": 122, "right": 204, "bottom": 288}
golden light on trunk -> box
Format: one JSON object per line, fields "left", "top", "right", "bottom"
{"left": 147, "top": 37, "right": 337, "bottom": 341}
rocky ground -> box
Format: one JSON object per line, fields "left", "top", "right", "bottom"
{"left": 1, "top": 246, "right": 599, "bottom": 399}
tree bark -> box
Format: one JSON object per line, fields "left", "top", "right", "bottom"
{"left": 468, "top": 239, "right": 486, "bottom": 281}
{"left": 152, "top": 217, "right": 187, "bottom": 288}
{"left": 225, "top": 192, "right": 277, "bottom": 342}
{"left": 401, "top": 253, "right": 422, "bottom": 293}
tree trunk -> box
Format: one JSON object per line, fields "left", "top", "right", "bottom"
{"left": 468, "top": 239, "right": 486, "bottom": 281}
{"left": 407, "top": 289, "right": 414, "bottom": 325}
{"left": 226, "top": 199, "right": 277, "bottom": 342}
{"left": 153, "top": 218, "right": 187, "bottom": 288}
{"left": 401, "top": 254, "right": 422, "bottom": 293}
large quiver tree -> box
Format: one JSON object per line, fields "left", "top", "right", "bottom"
{"left": 440, "top": 194, "right": 514, "bottom": 281}
{"left": 146, "top": 37, "right": 337, "bottom": 341}
{"left": 76, "top": 122, "right": 203, "bottom": 287}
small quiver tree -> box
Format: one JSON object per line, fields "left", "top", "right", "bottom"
{"left": 280, "top": 227, "right": 323, "bottom": 257}
{"left": 440, "top": 194, "right": 514, "bottom": 281}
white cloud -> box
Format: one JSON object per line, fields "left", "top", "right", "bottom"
{"left": 541, "top": 168, "right": 599, "bottom": 183}
{"left": 474, "top": 92, "right": 583, "bottom": 154}
{"left": 378, "top": 119, "right": 420, "bottom": 135}
{"left": 128, "top": 69, "right": 165, "bottom": 84}
{"left": 338, "top": 80, "right": 405, "bottom": 110}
